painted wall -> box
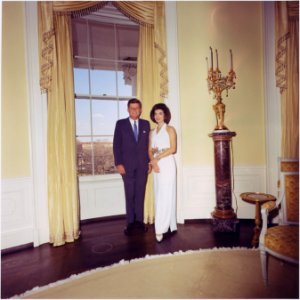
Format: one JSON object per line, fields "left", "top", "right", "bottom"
{"left": 1, "top": 2, "right": 269, "bottom": 250}
{"left": 2, "top": 1, "right": 31, "bottom": 178}
{"left": 177, "top": 1, "right": 266, "bottom": 167}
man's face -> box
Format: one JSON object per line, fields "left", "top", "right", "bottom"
{"left": 128, "top": 103, "right": 142, "bottom": 120}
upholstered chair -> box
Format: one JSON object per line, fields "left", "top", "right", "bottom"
{"left": 259, "top": 159, "right": 299, "bottom": 285}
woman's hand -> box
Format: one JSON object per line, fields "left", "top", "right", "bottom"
{"left": 148, "top": 163, "right": 152, "bottom": 174}
{"left": 150, "top": 158, "right": 160, "bottom": 173}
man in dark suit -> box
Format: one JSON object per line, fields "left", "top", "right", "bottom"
{"left": 113, "top": 98, "right": 151, "bottom": 235}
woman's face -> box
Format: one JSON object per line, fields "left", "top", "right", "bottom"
{"left": 154, "top": 109, "right": 165, "bottom": 124}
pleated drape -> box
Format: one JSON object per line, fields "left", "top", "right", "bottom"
{"left": 38, "top": 1, "right": 169, "bottom": 243}
{"left": 45, "top": 12, "right": 80, "bottom": 246}
{"left": 137, "top": 25, "right": 158, "bottom": 224}
{"left": 275, "top": 1, "right": 299, "bottom": 159}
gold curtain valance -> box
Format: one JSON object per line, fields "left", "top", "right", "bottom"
{"left": 275, "top": 1, "right": 299, "bottom": 159}
{"left": 112, "top": 2, "right": 154, "bottom": 26}
{"left": 275, "top": 2, "right": 289, "bottom": 93}
{"left": 56, "top": 2, "right": 110, "bottom": 17}
{"left": 53, "top": 1, "right": 107, "bottom": 14}
{"left": 38, "top": 1, "right": 168, "bottom": 98}
{"left": 275, "top": 1, "right": 299, "bottom": 93}
{"left": 287, "top": 1, "right": 299, "bottom": 19}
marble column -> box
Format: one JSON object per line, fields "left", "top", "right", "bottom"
{"left": 209, "top": 131, "right": 238, "bottom": 232}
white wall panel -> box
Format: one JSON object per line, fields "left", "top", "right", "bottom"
{"left": 182, "top": 166, "right": 266, "bottom": 220}
{"left": 79, "top": 175, "right": 125, "bottom": 220}
{"left": 1, "top": 177, "right": 34, "bottom": 249}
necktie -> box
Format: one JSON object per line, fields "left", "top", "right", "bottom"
{"left": 133, "top": 120, "right": 138, "bottom": 142}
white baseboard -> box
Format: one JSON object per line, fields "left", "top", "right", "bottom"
{"left": 182, "top": 165, "right": 266, "bottom": 220}
{"left": 1, "top": 177, "right": 35, "bottom": 249}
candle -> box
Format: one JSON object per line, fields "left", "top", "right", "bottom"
{"left": 206, "top": 57, "right": 209, "bottom": 72}
{"left": 215, "top": 49, "right": 219, "bottom": 69}
{"left": 230, "top": 49, "right": 233, "bottom": 70}
{"left": 210, "top": 46, "right": 213, "bottom": 69}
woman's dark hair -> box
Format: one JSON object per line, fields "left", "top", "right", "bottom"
{"left": 127, "top": 98, "right": 142, "bottom": 108}
{"left": 150, "top": 103, "right": 171, "bottom": 124}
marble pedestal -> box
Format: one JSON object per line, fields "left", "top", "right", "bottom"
{"left": 209, "top": 130, "right": 239, "bottom": 232}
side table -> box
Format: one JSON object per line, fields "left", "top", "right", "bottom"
{"left": 240, "top": 192, "right": 276, "bottom": 247}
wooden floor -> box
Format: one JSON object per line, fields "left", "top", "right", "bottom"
{"left": 1, "top": 218, "right": 254, "bottom": 299}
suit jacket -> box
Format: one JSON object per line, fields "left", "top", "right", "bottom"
{"left": 113, "top": 118, "right": 150, "bottom": 172}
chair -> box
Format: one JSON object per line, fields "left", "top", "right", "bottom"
{"left": 259, "top": 159, "right": 299, "bottom": 285}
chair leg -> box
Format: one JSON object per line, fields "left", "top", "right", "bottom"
{"left": 260, "top": 249, "right": 268, "bottom": 286}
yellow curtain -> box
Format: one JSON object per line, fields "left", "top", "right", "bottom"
{"left": 275, "top": 1, "right": 299, "bottom": 159}
{"left": 137, "top": 25, "right": 158, "bottom": 224}
{"left": 38, "top": 3, "right": 80, "bottom": 246}
{"left": 38, "top": 1, "right": 169, "bottom": 239}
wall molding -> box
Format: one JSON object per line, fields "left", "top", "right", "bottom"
{"left": 165, "top": 2, "right": 184, "bottom": 224}
{"left": 24, "top": 2, "right": 49, "bottom": 246}
{"left": 263, "top": 2, "right": 281, "bottom": 197}
{"left": 182, "top": 165, "right": 267, "bottom": 220}
{"left": 1, "top": 177, "right": 34, "bottom": 249}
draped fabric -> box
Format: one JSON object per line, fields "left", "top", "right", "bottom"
{"left": 38, "top": 1, "right": 169, "bottom": 242}
{"left": 275, "top": 2, "right": 299, "bottom": 159}
{"left": 137, "top": 25, "right": 158, "bottom": 223}
{"left": 39, "top": 1, "right": 168, "bottom": 98}
{"left": 38, "top": 4, "right": 81, "bottom": 246}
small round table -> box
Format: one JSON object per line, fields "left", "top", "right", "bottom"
{"left": 240, "top": 192, "right": 276, "bottom": 247}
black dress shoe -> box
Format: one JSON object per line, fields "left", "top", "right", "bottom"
{"left": 136, "top": 221, "right": 148, "bottom": 233}
{"left": 124, "top": 223, "right": 134, "bottom": 236}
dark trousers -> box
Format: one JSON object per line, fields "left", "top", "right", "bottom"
{"left": 122, "top": 168, "right": 148, "bottom": 224}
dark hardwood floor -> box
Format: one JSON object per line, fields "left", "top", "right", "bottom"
{"left": 1, "top": 218, "right": 254, "bottom": 299}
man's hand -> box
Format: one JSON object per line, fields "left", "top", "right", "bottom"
{"left": 116, "top": 164, "right": 126, "bottom": 175}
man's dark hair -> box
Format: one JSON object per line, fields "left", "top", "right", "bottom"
{"left": 150, "top": 103, "right": 171, "bottom": 124}
{"left": 127, "top": 98, "right": 142, "bottom": 108}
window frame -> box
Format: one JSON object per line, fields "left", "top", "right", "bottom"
{"left": 73, "top": 15, "right": 139, "bottom": 178}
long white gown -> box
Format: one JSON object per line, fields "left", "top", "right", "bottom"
{"left": 151, "top": 123, "right": 177, "bottom": 235}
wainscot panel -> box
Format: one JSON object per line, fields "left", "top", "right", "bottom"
{"left": 1, "top": 177, "right": 34, "bottom": 249}
{"left": 182, "top": 166, "right": 266, "bottom": 220}
{"left": 79, "top": 174, "right": 126, "bottom": 220}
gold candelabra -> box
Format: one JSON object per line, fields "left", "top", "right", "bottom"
{"left": 206, "top": 47, "right": 236, "bottom": 130}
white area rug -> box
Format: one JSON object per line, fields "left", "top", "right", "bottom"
{"left": 13, "top": 247, "right": 298, "bottom": 299}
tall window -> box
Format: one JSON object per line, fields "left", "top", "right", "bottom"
{"left": 72, "top": 6, "right": 139, "bottom": 176}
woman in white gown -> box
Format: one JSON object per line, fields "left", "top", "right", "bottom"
{"left": 149, "top": 103, "right": 177, "bottom": 242}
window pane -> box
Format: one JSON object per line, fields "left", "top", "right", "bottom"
{"left": 90, "top": 61, "right": 116, "bottom": 96}
{"left": 74, "top": 61, "right": 89, "bottom": 95}
{"left": 92, "top": 100, "right": 117, "bottom": 135}
{"left": 90, "top": 22, "right": 115, "bottom": 60}
{"left": 75, "top": 99, "right": 91, "bottom": 135}
{"left": 76, "top": 137, "right": 93, "bottom": 176}
{"left": 119, "top": 100, "right": 128, "bottom": 119}
{"left": 117, "top": 63, "right": 137, "bottom": 97}
{"left": 73, "top": 16, "right": 140, "bottom": 177}
{"left": 93, "top": 137, "right": 116, "bottom": 175}
{"left": 72, "top": 19, "right": 88, "bottom": 57}
{"left": 116, "top": 24, "right": 139, "bottom": 61}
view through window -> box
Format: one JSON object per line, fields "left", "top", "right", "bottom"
{"left": 72, "top": 6, "right": 139, "bottom": 176}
